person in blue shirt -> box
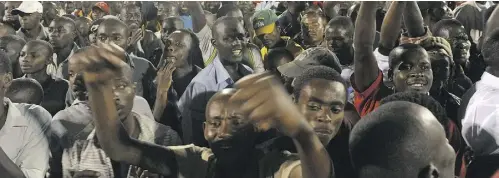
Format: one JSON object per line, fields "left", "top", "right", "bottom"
{"left": 178, "top": 16, "right": 254, "bottom": 146}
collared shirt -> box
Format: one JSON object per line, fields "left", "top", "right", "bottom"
{"left": 16, "top": 24, "right": 50, "bottom": 42}
{"left": 0, "top": 98, "right": 51, "bottom": 178}
{"left": 61, "top": 112, "right": 181, "bottom": 178}
{"left": 126, "top": 54, "right": 158, "bottom": 107}
{"left": 178, "top": 57, "right": 253, "bottom": 145}
{"left": 462, "top": 72, "right": 499, "bottom": 156}
{"left": 47, "top": 43, "right": 80, "bottom": 80}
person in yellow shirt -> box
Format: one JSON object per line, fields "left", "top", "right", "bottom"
{"left": 251, "top": 9, "right": 303, "bottom": 60}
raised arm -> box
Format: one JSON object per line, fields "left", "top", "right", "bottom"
{"left": 378, "top": 1, "right": 406, "bottom": 55}
{"left": 186, "top": 2, "right": 207, "bottom": 33}
{"left": 230, "top": 73, "right": 332, "bottom": 178}
{"left": 76, "top": 44, "right": 178, "bottom": 176}
{"left": 354, "top": 2, "right": 379, "bottom": 92}
{"left": 403, "top": 1, "right": 426, "bottom": 37}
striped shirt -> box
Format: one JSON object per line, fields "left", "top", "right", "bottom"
{"left": 60, "top": 112, "right": 181, "bottom": 178}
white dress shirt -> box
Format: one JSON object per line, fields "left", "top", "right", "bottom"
{"left": 462, "top": 72, "right": 499, "bottom": 156}
{"left": 0, "top": 99, "right": 51, "bottom": 178}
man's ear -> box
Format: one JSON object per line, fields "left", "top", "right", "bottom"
{"left": 418, "top": 164, "right": 440, "bottom": 178}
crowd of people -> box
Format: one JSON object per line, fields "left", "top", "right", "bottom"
{"left": 0, "top": 1, "right": 498, "bottom": 178}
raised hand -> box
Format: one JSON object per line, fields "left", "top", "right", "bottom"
{"left": 70, "top": 43, "right": 127, "bottom": 85}
{"left": 228, "top": 72, "right": 312, "bottom": 138}
{"left": 156, "top": 61, "right": 176, "bottom": 100}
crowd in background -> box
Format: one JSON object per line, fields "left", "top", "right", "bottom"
{"left": 0, "top": 1, "right": 498, "bottom": 178}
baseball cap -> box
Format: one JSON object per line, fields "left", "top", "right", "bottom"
{"left": 92, "top": 2, "right": 110, "bottom": 14}
{"left": 278, "top": 47, "right": 341, "bottom": 78}
{"left": 11, "top": 1, "right": 43, "bottom": 15}
{"left": 252, "top": 9, "right": 278, "bottom": 36}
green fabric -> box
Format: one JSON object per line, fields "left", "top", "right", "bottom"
{"left": 252, "top": 9, "right": 279, "bottom": 30}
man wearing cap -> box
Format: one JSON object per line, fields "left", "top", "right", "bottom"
{"left": 252, "top": 9, "right": 303, "bottom": 60}
{"left": 278, "top": 47, "right": 342, "bottom": 79}
{"left": 89, "top": 2, "right": 109, "bottom": 21}
{"left": 12, "top": 1, "right": 49, "bottom": 42}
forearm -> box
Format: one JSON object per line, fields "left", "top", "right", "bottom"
{"left": 85, "top": 78, "right": 141, "bottom": 164}
{"left": 292, "top": 128, "right": 332, "bottom": 178}
{"left": 85, "top": 74, "right": 177, "bottom": 176}
{"left": 153, "top": 97, "right": 167, "bottom": 122}
{"left": 354, "top": 2, "right": 380, "bottom": 91}
{"left": 379, "top": 1, "right": 405, "bottom": 53}
{"left": 187, "top": 2, "right": 206, "bottom": 33}
{"left": 0, "top": 147, "right": 25, "bottom": 178}
{"left": 403, "top": 1, "right": 425, "bottom": 37}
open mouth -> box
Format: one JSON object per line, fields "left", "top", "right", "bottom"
{"left": 314, "top": 128, "right": 333, "bottom": 135}
{"left": 165, "top": 56, "right": 176, "bottom": 63}
{"left": 232, "top": 49, "right": 242, "bottom": 56}
{"left": 407, "top": 79, "right": 427, "bottom": 89}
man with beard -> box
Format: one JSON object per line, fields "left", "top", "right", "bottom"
{"left": 179, "top": 16, "right": 255, "bottom": 146}
{"left": 19, "top": 40, "right": 69, "bottom": 116}
{"left": 3, "top": 1, "right": 21, "bottom": 31}
{"left": 12, "top": 1, "right": 49, "bottom": 42}
{"left": 297, "top": 8, "right": 328, "bottom": 49}
{"left": 0, "top": 35, "right": 25, "bottom": 79}
{"left": 277, "top": 2, "right": 307, "bottom": 38}
{"left": 253, "top": 9, "right": 303, "bottom": 59}
{"left": 42, "top": 2, "right": 58, "bottom": 28}
{"left": 323, "top": 16, "right": 355, "bottom": 82}
{"left": 120, "top": 3, "right": 164, "bottom": 66}
{"left": 350, "top": 101, "right": 456, "bottom": 178}
{"left": 47, "top": 16, "right": 79, "bottom": 80}
{"left": 352, "top": 2, "right": 433, "bottom": 117}
{"left": 96, "top": 17, "right": 157, "bottom": 107}
{"left": 71, "top": 40, "right": 333, "bottom": 176}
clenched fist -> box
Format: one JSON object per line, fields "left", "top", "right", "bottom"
{"left": 229, "top": 72, "right": 312, "bottom": 138}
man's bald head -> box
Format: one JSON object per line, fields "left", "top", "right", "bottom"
{"left": 207, "top": 88, "right": 237, "bottom": 107}
{"left": 350, "top": 101, "right": 455, "bottom": 178}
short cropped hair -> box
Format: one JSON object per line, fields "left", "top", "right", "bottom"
{"left": 380, "top": 92, "right": 449, "bottom": 135}
{"left": 265, "top": 47, "right": 294, "bottom": 69}
{"left": 6, "top": 78, "right": 44, "bottom": 105}
{"left": 0, "top": 50, "right": 11, "bottom": 74}
{"left": 326, "top": 16, "right": 354, "bottom": 37}
{"left": 293, "top": 66, "right": 347, "bottom": 101}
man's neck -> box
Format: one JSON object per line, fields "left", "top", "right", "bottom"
{"left": 55, "top": 43, "right": 74, "bottom": 65}
{"left": 27, "top": 70, "right": 50, "bottom": 85}
{"left": 24, "top": 25, "right": 42, "bottom": 39}
{"left": 173, "top": 64, "right": 194, "bottom": 79}
{"left": 337, "top": 46, "right": 354, "bottom": 65}
{"left": 122, "top": 114, "right": 140, "bottom": 139}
